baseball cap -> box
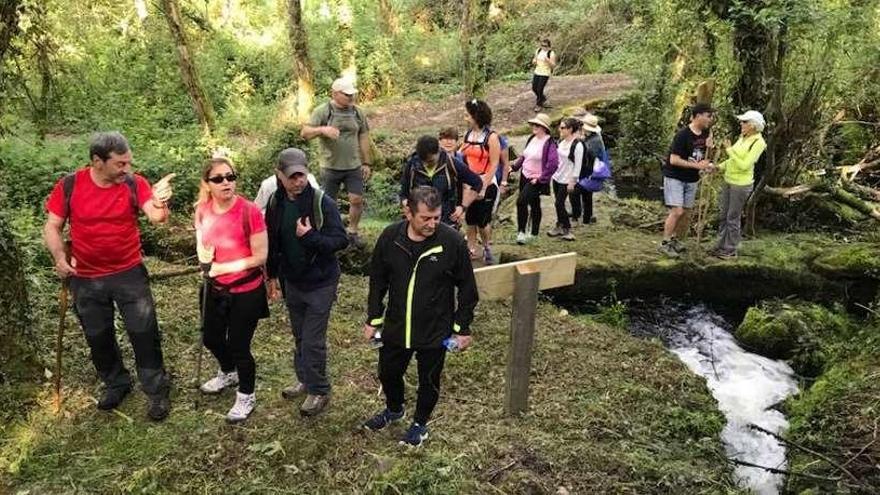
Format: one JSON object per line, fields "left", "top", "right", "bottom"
{"left": 736, "top": 110, "right": 766, "bottom": 132}
{"left": 277, "top": 148, "right": 309, "bottom": 177}
{"left": 691, "top": 103, "right": 715, "bottom": 116}
{"left": 331, "top": 77, "right": 357, "bottom": 95}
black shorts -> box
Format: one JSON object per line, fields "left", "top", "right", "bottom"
{"left": 465, "top": 183, "right": 498, "bottom": 228}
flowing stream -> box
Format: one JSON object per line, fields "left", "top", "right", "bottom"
{"left": 629, "top": 303, "right": 799, "bottom": 494}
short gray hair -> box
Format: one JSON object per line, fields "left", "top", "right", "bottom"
{"left": 407, "top": 186, "right": 442, "bottom": 212}
{"left": 89, "top": 132, "right": 130, "bottom": 161}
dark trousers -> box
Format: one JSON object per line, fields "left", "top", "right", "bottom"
{"left": 379, "top": 344, "right": 447, "bottom": 425}
{"left": 69, "top": 264, "right": 168, "bottom": 396}
{"left": 517, "top": 178, "right": 543, "bottom": 235}
{"left": 532, "top": 74, "right": 549, "bottom": 106}
{"left": 284, "top": 282, "right": 337, "bottom": 395}
{"left": 201, "top": 283, "right": 268, "bottom": 394}
{"left": 570, "top": 187, "right": 594, "bottom": 223}
{"left": 552, "top": 180, "right": 571, "bottom": 229}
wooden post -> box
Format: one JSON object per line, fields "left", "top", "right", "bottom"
{"left": 504, "top": 264, "right": 540, "bottom": 416}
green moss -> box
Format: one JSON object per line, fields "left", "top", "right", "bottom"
{"left": 786, "top": 356, "right": 880, "bottom": 492}
{"left": 812, "top": 243, "right": 880, "bottom": 279}
{"left": 735, "top": 300, "right": 853, "bottom": 376}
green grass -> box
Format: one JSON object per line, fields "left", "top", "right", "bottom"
{"left": 1, "top": 258, "right": 741, "bottom": 493}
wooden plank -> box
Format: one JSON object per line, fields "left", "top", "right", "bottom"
{"left": 504, "top": 265, "right": 540, "bottom": 416}
{"left": 473, "top": 252, "right": 576, "bottom": 301}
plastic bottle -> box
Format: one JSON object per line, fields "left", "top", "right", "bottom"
{"left": 442, "top": 337, "right": 460, "bottom": 352}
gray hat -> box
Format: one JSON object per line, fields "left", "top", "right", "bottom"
{"left": 277, "top": 148, "right": 309, "bottom": 177}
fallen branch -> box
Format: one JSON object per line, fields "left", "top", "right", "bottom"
{"left": 764, "top": 184, "right": 816, "bottom": 198}
{"left": 485, "top": 459, "right": 519, "bottom": 483}
{"left": 728, "top": 458, "right": 842, "bottom": 483}
{"left": 748, "top": 423, "right": 861, "bottom": 483}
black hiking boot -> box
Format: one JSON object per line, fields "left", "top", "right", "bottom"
{"left": 97, "top": 386, "right": 131, "bottom": 411}
{"left": 147, "top": 391, "right": 171, "bottom": 422}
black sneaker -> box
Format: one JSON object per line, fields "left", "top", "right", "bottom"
{"left": 363, "top": 408, "right": 405, "bottom": 431}
{"left": 97, "top": 386, "right": 131, "bottom": 410}
{"left": 399, "top": 422, "right": 429, "bottom": 447}
{"left": 147, "top": 394, "right": 170, "bottom": 422}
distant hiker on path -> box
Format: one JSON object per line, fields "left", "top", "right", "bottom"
{"left": 660, "top": 103, "right": 716, "bottom": 258}
{"left": 460, "top": 99, "right": 502, "bottom": 264}
{"left": 194, "top": 157, "right": 269, "bottom": 423}
{"left": 710, "top": 110, "right": 767, "bottom": 259}
{"left": 363, "top": 186, "right": 478, "bottom": 447}
{"left": 301, "top": 77, "right": 371, "bottom": 248}
{"left": 266, "top": 148, "right": 349, "bottom": 417}
{"left": 531, "top": 38, "right": 557, "bottom": 112}
{"left": 43, "top": 131, "right": 173, "bottom": 421}
{"left": 512, "top": 113, "right": 559, "bottom": 244}
{"left": 549, "top": 117, "right": 584, "bottom": 241}
{"left": 399, "top": 135, "right": 483, "bottom": 227}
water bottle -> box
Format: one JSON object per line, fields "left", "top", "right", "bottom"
{"left": 369, "top": 328, "right": 384, "bottom": 349}
{"left": 442, "top": 337, "right": 460, "bottom": 352}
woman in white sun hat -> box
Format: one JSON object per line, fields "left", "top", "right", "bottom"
{"left": 710, "top": 110, "right": 767, "bottom": 259}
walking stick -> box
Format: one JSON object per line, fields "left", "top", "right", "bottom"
{"left": 53, "top": 279, "right": 69, "bottom": 414}
{"left": 194, "top": 274, "right": 208, "bottom": 410}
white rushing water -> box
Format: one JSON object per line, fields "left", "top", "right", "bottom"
{"left": 631, "top": 305, "right": 799, "bottom": 494}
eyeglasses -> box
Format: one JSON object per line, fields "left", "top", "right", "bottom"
{"left": 207, "top": 173, "right": 237, "bottom": 184}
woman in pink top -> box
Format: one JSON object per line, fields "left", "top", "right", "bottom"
{"left": 512, "top": 113, "right": 559, "bottom": 244}
{"left": 194, "top": 157, "right": 269, "bottom": 423}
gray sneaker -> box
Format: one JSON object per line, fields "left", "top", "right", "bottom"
{"left": 547, "top": 226, "right": 564, "bottom": 237}
{"left": 561, "top": 230, "right": 576, "bottom": 241}
{"left": 281, "top": 382, "right": 306, "bottom": 400}
{"left": 659, "top": 240, "right": 680, "bottom": 258}
{"left": 670, "top": 238, "right": 687, "bottom": 253}
{"left": 300, "top": 394, "right": 330, "bottom": 417}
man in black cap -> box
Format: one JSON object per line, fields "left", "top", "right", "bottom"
{"left": 660, "top": 103, "right": 715, "bottom": 257}
{"left": 265, "top": 148, "right": 349, "bottom": 416}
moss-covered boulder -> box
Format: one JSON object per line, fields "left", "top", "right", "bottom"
{"left": 811, "top": 243, "right": 880, "bottom": 279}
{"left": 786, "top": 356, "right": 880, "bottom": 493}
{"left": 735, "top": 300, "right": 852, "bottom": 376}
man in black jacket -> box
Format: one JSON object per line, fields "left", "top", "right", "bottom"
{"left": 362, "top": 186, "right": 478, "bottom": 446}
{"left": 266, "top": 148, "right": 349, "bottom": 417}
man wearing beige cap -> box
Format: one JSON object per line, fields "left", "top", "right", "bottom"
{"left": 301, "top": 77, "right": 372, "bottom": 247}
{"left": 265, "top": 148, "right": 349, "bottom": 417}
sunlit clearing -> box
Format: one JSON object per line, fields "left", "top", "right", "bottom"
{"left": 319, "top": 1, "right": 331, "bottom": 20}
{"left": 416, "top": 55, "right": 432, "bottom": 67}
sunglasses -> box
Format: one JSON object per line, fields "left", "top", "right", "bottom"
{"left": 207, "top": 173, "right": 237, "bottom": 184}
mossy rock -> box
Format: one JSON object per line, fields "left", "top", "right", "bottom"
{"left": 735, "top": 300, "right": 852, "bottom": 376}
{"left": 811, "top": 243, "right": 880, "bottom": 279}
{"left": 786, "top": 356, "right": 880, "bottom": 492}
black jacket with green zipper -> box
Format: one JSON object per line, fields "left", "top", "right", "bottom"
{"left": 367, "top": 220, "right": 478, "bottom": 349}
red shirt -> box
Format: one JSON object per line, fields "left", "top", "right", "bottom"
{"left": 45, "top": 167, "right": 152, "bottom": 278}
{"left": 196, "top": 196, "right": 266, "bottom": 293}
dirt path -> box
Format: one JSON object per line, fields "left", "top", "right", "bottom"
{"left": 368, "top": 73, "right": 635, "bottom": 137}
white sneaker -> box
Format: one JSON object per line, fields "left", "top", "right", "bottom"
{"left": 516, "top": 232, "right": 528, "bottom": 245}
{"left": 200, "top": 370, "right": 239, "bottom": 394}
{"left": 226, "top": 392, "right": 256, "bottom": 423}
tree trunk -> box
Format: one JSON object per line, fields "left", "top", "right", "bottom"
{"left": 0, "top": 0, "right": 21, "bottom": 65}
{"left": 334, "top": 0, "right": 357, "bottom": 79}
{"left": 160, "top": 0, "right": 215, "bottom": 132}
{"left": 460, "top": 0, "right": 491, "bottom": 97}
{"left": 287, "top": 0, "right": 314, "bottom": 123}
{"left": 0, "top": 214, "right": 38, "bottom": 381}
{"left": 378, "top": 0, "right": 398, "bottom": 35}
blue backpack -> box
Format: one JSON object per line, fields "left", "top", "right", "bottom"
{"left": 577, "top": 145, "right": 612, "bottom": 193}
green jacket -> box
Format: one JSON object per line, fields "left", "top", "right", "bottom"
{"left": 719, "top": 133, "right": 766, "bottom": 186}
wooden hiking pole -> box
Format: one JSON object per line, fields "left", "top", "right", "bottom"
{"left": 694, "top": 145, "right": 722, "bottom": 244}
{"left": 53, "top": 279, "right": 69, "bottom": 414}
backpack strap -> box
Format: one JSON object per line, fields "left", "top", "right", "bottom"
{"left": 312, "top": 188, "right": 325, "bottom": 231}
{"left": 123, "top": 174, "right": 138, "bottom": 216}
{"left": 241, "top": 197, "right": 252, "bottom": 238}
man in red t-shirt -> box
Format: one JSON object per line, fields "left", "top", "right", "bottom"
{"left": 43, "top": 131, "right": 176, "bottom": 421}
